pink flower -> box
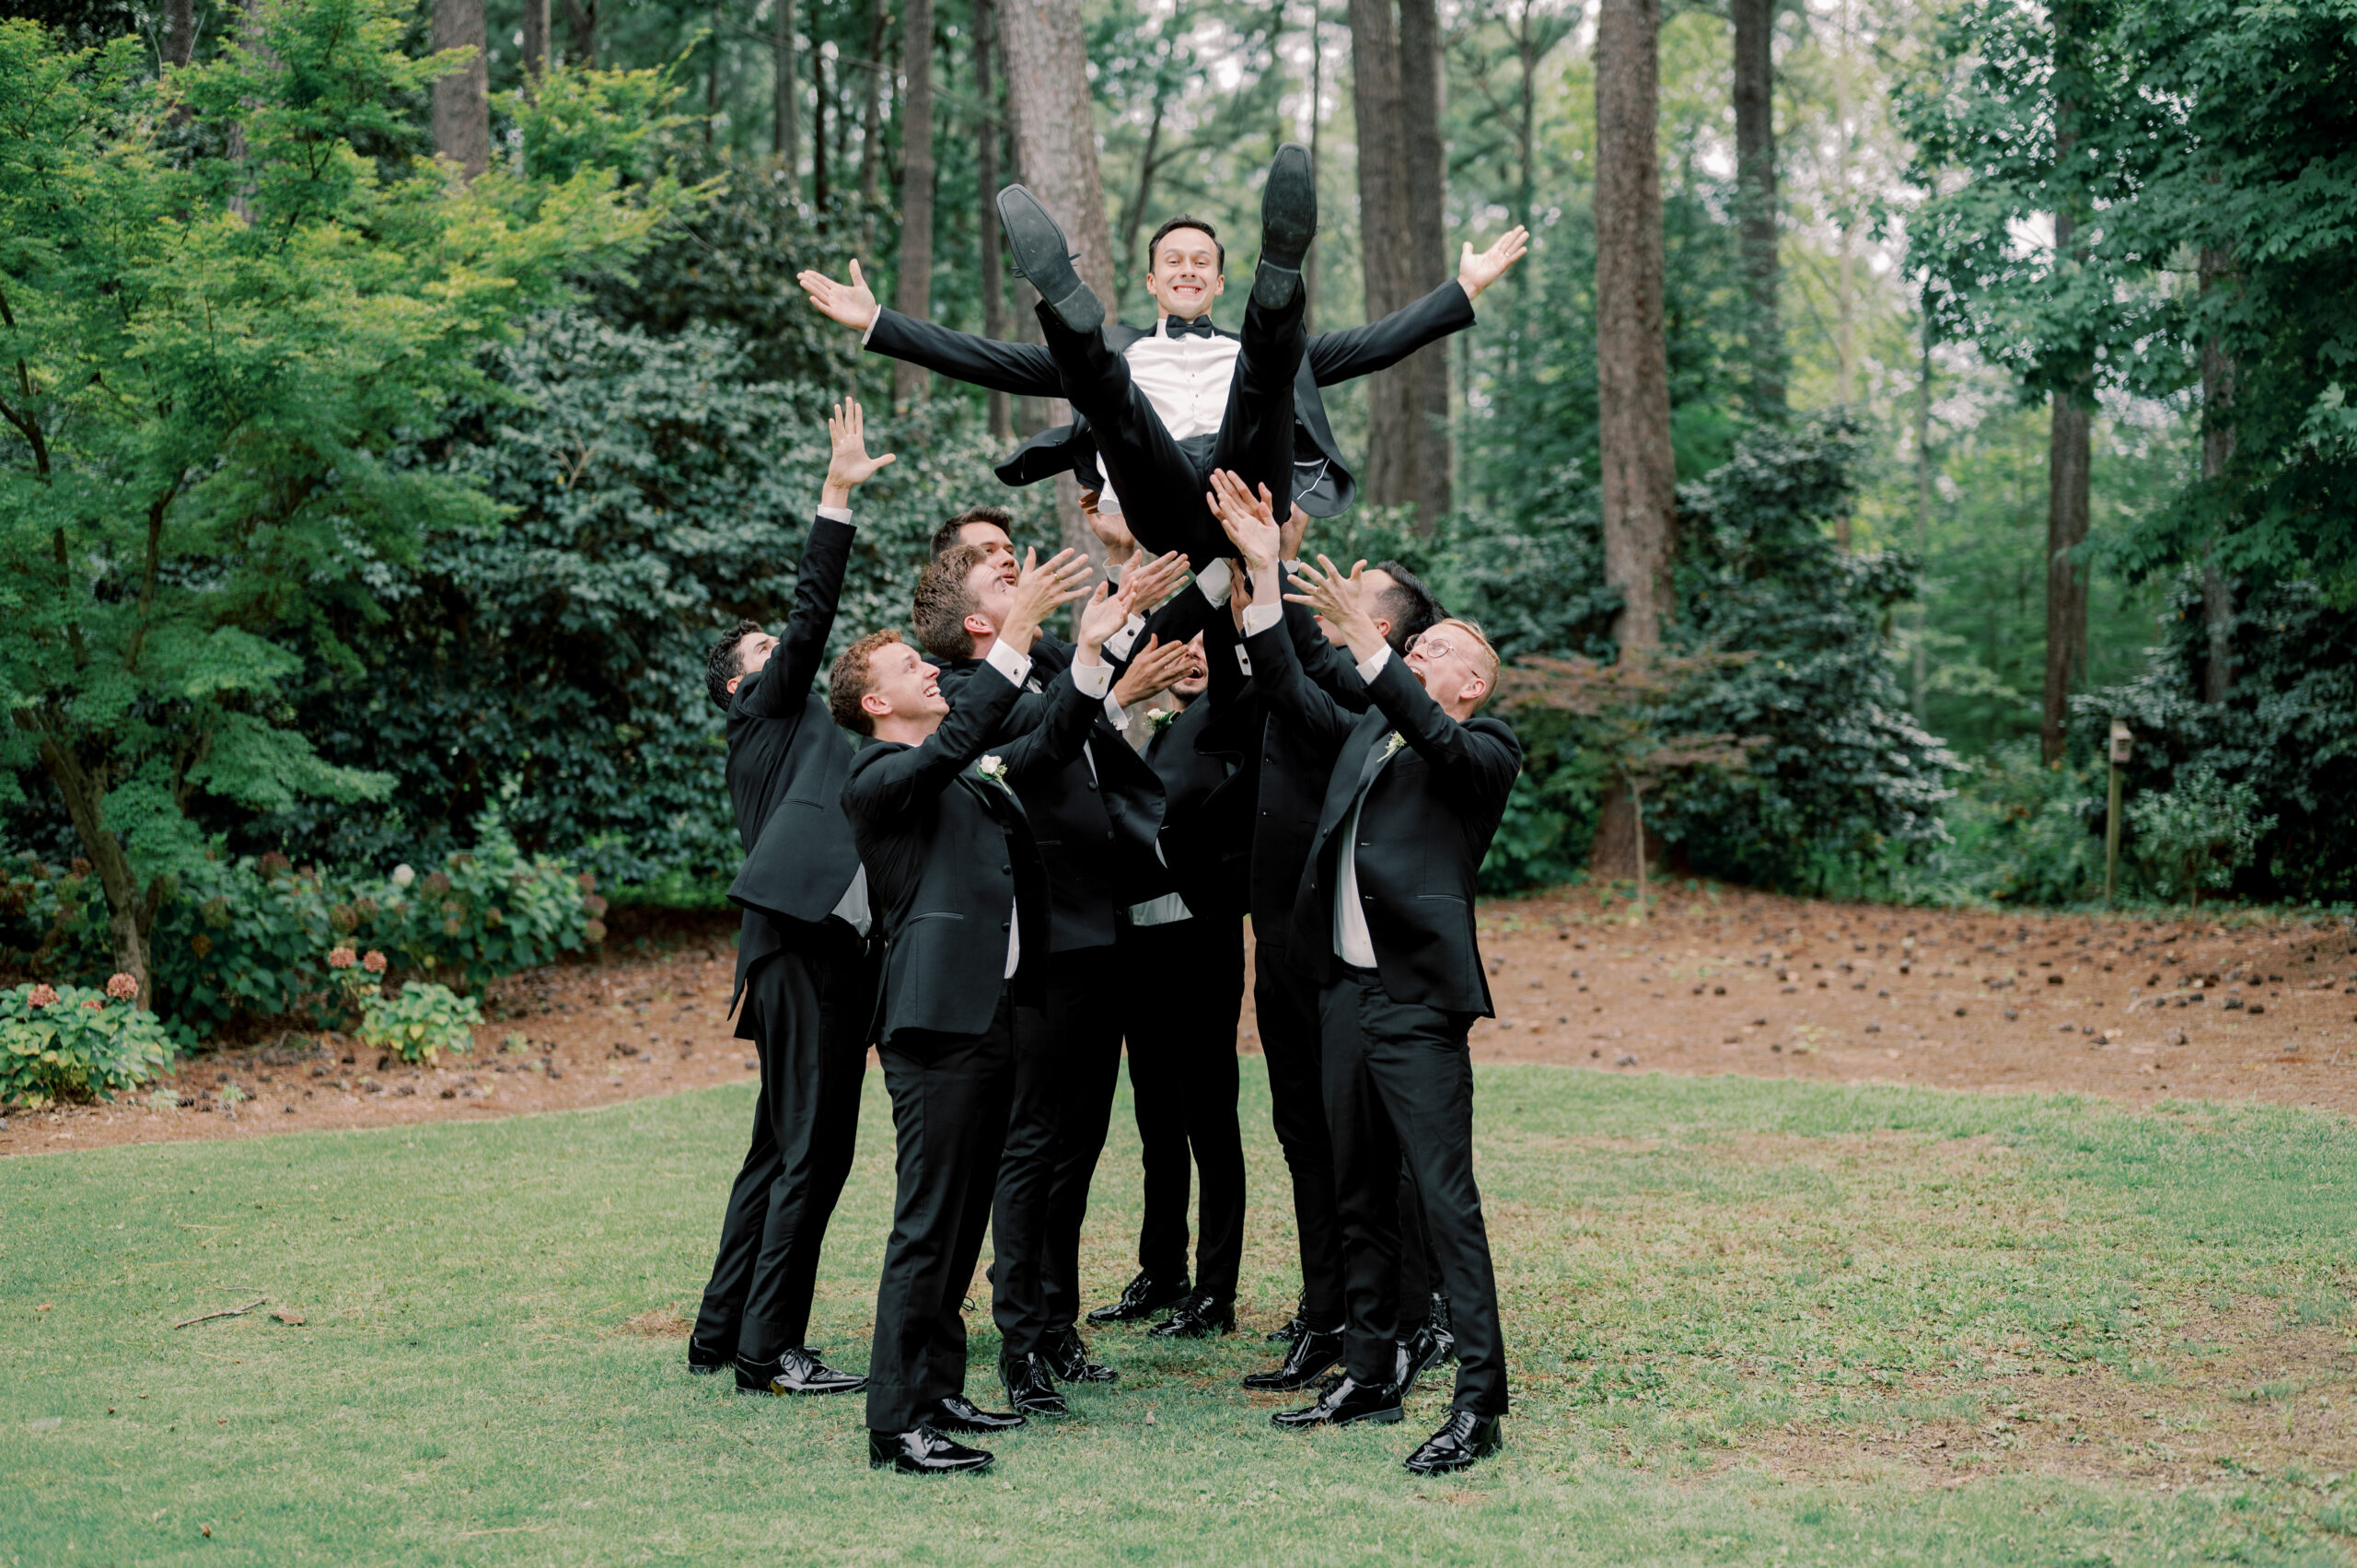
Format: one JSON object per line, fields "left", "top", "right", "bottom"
{"left": 362, "top": 950, "right": 388, "bottom": 974}
{"left": 83, "top": 997, "right": 105, "bottom": 1011}
{"left": 27, "top": 983, "right": 58, "bottom": 1008}
{"left": 584, "top": 919, "right": 608, "bottom": 944}
{"left": 328, "top": 946, "right": 357, "bottom": 970}
{"left": 106, "top": 971, "right": 138, "bottom": 1001}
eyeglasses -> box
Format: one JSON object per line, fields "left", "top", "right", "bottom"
{"left": 1411, "top": 633, "right": 1460, "bottom": 662}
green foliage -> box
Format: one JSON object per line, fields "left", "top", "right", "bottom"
{"left": 357, "top": 981, "right": 482, "bottom": 1065}
{"left": 2126, "top": 764, "right": 2274, "bottom": 906}
{"left": 0, "top": 981, "right": 172, "bottom": 1107}
{"left": 1871, "top": 745, "right": 2107, "bottom": 907}
{"left": 0, "top": 11, "right": 683, "bottom": 980}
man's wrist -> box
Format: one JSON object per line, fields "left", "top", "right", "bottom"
{"left": 820, "top": 482, "right": 853, "bottom": 510}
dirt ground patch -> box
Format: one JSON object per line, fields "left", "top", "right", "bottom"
{"left": 6, "top": 887, "right": 2354, "bottom": 1158}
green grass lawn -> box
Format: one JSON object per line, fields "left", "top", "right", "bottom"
{"left": 6, "top": 1064, "right": 2355, "bottom": 1566}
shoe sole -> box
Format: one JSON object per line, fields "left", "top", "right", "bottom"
{"left": 873, "top": 1457, "right": 995, "bottom": 1474}
{"left": 1260, "top": 144, "right": 1318, "bottom": 270}
{"left": 996, "top": 185, "right": 1103, "bottom": 334}
{"left": 1271, "top": 1405, "right": 1405, "bottom": 1431}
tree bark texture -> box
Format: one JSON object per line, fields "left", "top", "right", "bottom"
{"left": 521, "top": 0, "right": 551, "bottom": 93}
{"left": 772, "top": 0, "right": 796, "bottom": 168}
{"left": 1731, "top": 0, "right": 1782, "bottom": 411}
{"left": 2042, "top": 390, "right": 2092, "bottom": 762}
{"left": 995, "top": 0, "right": 1117, "bottom": 303}
{"left": 431, "top": 0, "right": 491, "bottom": 180}
{"left": 2200, "top": 247, "right": 2237, "bottom": 705}
{"left": 1397, "top": 0, "right": 1453, "bottom": 526}
{"left": 1351, "top": 0, "right": 1418, "bottom": 517}
{"left": 559, "top": 0, "right": 598, "bottom": 67}
{"left": 973, "top": 0, "right": 1012, "bottom": 439}
{"left": 892, "top": 0, "right": 936, "bottom": 404}
{"left": 1593, "top": 0, "right": 1677, "bottom": 655}
{"left": 164, "top": 0, "right": 194, "bottom": 67}
{"left": 858, "top": 0, "right": 887, "bottom": 203}
{"left": 30, "top": 730, "right": 151, "bottom": 997}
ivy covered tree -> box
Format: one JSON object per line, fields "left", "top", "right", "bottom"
{"left": 0, "top": 6, "right": 684, "bottom": 991}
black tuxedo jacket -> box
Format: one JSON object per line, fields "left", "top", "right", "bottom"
{"left": 842, "top": 659, "right": 1101, "bottom": 1044}
{"left": 1143, "top": 615, "right": 1258, "bottom": 921}
{"left": 936, "top": 640, "right": 1169, "bottom": 953}
{"left": 721, "top": 514, "right": 863, "bottom": 1011}
{"left": 1244, "top": 599, "right": 1379, "bottom": 943}
{"left": 1247, "top": 621, "right": 1522, "bottom": 1016}
{"left": 865, "top": 282, "right": 1477, "bottom": 517}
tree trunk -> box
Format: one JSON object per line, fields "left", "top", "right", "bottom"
{"left": 163, "top": 0, "right": 194, "bottom": 66}
{"left": 431, "top": 0, "right": 491, "bottom": 180}
{"left": 859, "top": 0, "right": 887, "bottom": 204}
{"left": 772, "top": 0, "right": 797, "bottom": 171}
{"left": 1398, "top": 0, "right": 1452, "bottom": 527}
{"left": 814, "top": 49, "right": 830, "bottom": 206}
{"left": 521, "top": 0, "right": 551, "bottom": 96}
{"left": 1913, "top": 308, "right": 1933, "bottom": 721}
{"left": 561, "top": 0, "right": 597, "bottom": 67}
{"left": 1731, "top": 0, "right": 1782, "bottom": 411}
{"left": 1593, "top": 0, "right": 1677, "bottom": 655}
{"left": 995, "top": 0, "right": 1116, "bottom": 567}
{"left": 2200, "top": 247, "right": 2237, "bottom": 704}
{"left": 29, "top": 729, "right": 150, "bottom": 998}
{"left": 2040, "top": 190, "right": 2092, "bottom": 765}
{"left": 1306, "top": 7, "right": 1325, "bottom": 331}
{"left": 1351, "top": 0, "right": 1417, "bottom": 516}
{"left": 893, "top": 0, "right": 936, "bottom": 405}
{"left": 973, "top": 0, "right": 1012, "bottom": 439}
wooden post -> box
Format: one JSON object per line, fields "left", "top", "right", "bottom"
{"left": 2104, "top": 719, "right": 2131, "bottom": 905}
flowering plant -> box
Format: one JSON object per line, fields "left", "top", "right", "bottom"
{"left": 1, "top": 981, "right": 173, "bottom": 1107}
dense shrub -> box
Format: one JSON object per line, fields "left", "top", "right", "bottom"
{"left": 360, "top": 982, "right": 483, "bottom": 1066}
{"left": 1, "top": 980, "right": 174, "bottom": 1107}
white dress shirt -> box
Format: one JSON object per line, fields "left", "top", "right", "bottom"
{"left": 1126, "top": 318, "right": 1243, "bottom": 440}
{"left": 979, "top": 639, "right": 1114, "bottom": 978}
{"left": 1329, "top": 645, "right": 1396, "bottom": 969}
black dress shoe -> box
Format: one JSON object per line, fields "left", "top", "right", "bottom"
{"left": 1254, "top": 143, "right": 1318, "bottom": 307}
{"left": 738, "top": 1346, "right": 865, "bottom": 1396}
{"left": 686, "top": 1336, "right": 728, "bottom": 1376}
{"left": 1086, "top": 1270, "right": 1191, "bottom": 1325}
{"left": 996, "top": 185, "right": 1103, "bottom": 334}
{"left": 1429, "top": 1294, "right": 1459, "bottom": 1366}
{"left": 1395, "top": 1322, "right": 1448, "bottom": 1395}
{"left": 869, "top": 1423, "right": 994, "bottom": 1475}
{"left": 1265, "top": 1304, "right": 1309, "bottom": 1344}
{"left": 1271, "top": 1375, "right": 1404, "bottom": 1430}
{"left": 1241, "top": 1324, "right": 1345, "bottom": 1391}
{"left": 1147, "top": 1292, "right": 1235, "bottom": 1340}
{"left": 997, "top": 1353, "right": 1071, "bottom": 1419}
{"left": 1045, "top": 1326, "right": 1119, "bottom": 1384}
{"left": 1403, "top": 1409, "right": 1504, "bottom": 1475}
{"left": 935, "top": 1392, "right": 1027, "bottom": 1433}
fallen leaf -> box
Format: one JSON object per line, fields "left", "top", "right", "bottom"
{"left": 270, "top": 1310, "right": 306, "bottom": 1326}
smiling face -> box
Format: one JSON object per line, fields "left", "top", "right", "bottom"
{"left": 1146, "top": 227, "right": 1225, "bottom": 320}
{"left": 860, "top": 638, "right": 946, "bottom": 728}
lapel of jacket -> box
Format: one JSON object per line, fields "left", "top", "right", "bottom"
{"left": 1353, "top": 717, "right": 1405, "bottom": 803}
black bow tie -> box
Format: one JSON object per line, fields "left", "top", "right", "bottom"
{"left": 1163, "top": 316, "right": 1216, "bottom": 341}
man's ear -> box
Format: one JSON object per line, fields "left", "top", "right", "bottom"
{"left": 1371, "top": 616, "right": 1394, "bottom": 645}
{"left": 962, "top": 610, "right": 996, "bottom": 642}
{"left": 860, "top": 690, "right": 893, "bottom": 721}
{"left": 726, "top": 675, "right": 743, "bottom": 695}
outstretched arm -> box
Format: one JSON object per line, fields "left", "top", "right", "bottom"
{"left": 800, "top": 259, "right": 1062, "bottom": 398}
{"left": 843, "top": 661, "right": 1025, "bottom": 826}
{"left": 1304, "top": 227, "right": 1528, "bottom": 386}
{"left": 745, "top": 399, "right": 897, "bottom": 719}
{"left": 1208, "top": 470, "right": 1359, "bottom": 753}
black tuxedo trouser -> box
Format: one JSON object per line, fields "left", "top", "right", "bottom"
{"left": 1318, "top": 967, "right": 1509, "bottom": 1417}
{"left": 1035, "top": 285, "right": 1306, "bottom": 570}
{"left": 991, "top": 944, "right": 1125, "bottom": 1359}
{"left": 866, "top": 994, "right": 1017, "bottom": 1434}
{"left": 694, "top": 923, "right": 874, "bottom": 1362}
{"left": 1124, "top": 914, "right": 1248, "bottom": 1302}
{"left": 1254, "top": 940, "right": 1440, "bottom": 1331}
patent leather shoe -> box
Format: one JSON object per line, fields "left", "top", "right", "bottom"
{"left": 1271, "top": 1375, "right": 1404, "bottom": 1430}
{"left": 997, "top": 1353, "right": 1071, "bottom": 1419}
{"left": 868, "top": 1423, "right": 994, "bottom": 1475}
{"left": 1395, "top": 1322, "right": 1449, "bottom": 1395}
{"left": 1254, "top": 144, "right": 1318, "bottom": 306}
{"left": 1265, "top": 1302, "right": 1309, "bottom": 1343}
{"left": 737, "top": 1345, "right": 865, "bottom": 1396}
{"left": 1086, "top": 1270, "right": 1191, "bottom": 1325}
{"left": 1147, "top": 1292, "right": 1235, "bottom": 1340}
{"left": 934, "top": 1393, "right": 1027, "bottom": 1434}
{"left": 1241, "top": 1324, "right": 1345, "bottom": 1391}
{"left": 1046, "top": 1327, "right": 1119, "bottom": 1384}
{"left": 997, "top": 185, "right": 1104, "bottom": 334}
{"left": 1403, "top": 1410, "right": 1504, "bottom": 1475}
{"left": 686, "top": 1336, "right": 728, "bottom": 1376}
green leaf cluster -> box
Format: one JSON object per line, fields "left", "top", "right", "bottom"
{"left": 0, "top": 981, "right": 173, "bottom": 1106}
{"left": 357, "top": 979, "right": 481, "bottom": 1065}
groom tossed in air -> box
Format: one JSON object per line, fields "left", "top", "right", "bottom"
{"left": 798, "top": 145, "right": 1528, "bottom": 569}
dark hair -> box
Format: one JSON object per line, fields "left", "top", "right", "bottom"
{"left": 1369, "top": 561, "right": 1444, "bottom": 654}
{"left": 829, "top": 629, "right": 908, "bottom": 736}
{"left": 913, "top": 544, "right": 991, "bottom": 661}
{"left": 1145, "top": 215, "right": 1225, "bottom": 275}
{"left": 930, "top": 505, "right": 1016, "bottom": 560}
{"left": 705, "top": 619, "right": 763, "bottom": 711}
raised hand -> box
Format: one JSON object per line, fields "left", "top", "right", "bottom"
{"left": 1457, "top": 226, "right": 1530, "bottom": 303}
{"left": 1204, "top": 469, "right": 1282, "bottom": 572}
{"left": 1113, "top": 633, "right": 1195, "bottom": 707}
{"left": 1279, "top": 502, "right": 1310, "bottom": 567}
{"left": 1074, "top": 581, "right": 1132, "bottom": 656}
{"left": 1079, "top": 490, "right": 1138, "bottom": 566}
{"left": 798, "top": 260, "right": 881, "bottom": 331}
{"left": 1284, "top": 552, "right": 1385, "bottom": 661}
{"left": 1120, "top": 549, "right": 1190, "bottom": 615}
{"left": 999, "top": 547, "right": 1094, "bottom": 654}
{"left": 821, "top": 398, "right": 897, "bottom": 506}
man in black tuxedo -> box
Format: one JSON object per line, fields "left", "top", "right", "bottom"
{"left": 797, "top": 150, "right": 1527, "bottom": 566}
{"left": 834, "top": 550, "right": 1134, "bottom": 1475}
{"left": 688, "top": 401, "right": 893, "bottom": 1400}
{"left": 912, "top": 535, "right": 1180, "bottom": 1414}
{"left": 1213, "top": 470, "right": 1521, "bottom": 1477}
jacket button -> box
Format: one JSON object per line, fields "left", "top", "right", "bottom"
{"left": 1105, "top": 830, "right": 1115, "bottom": 841}
{"left": 1001, "top": 865, "right": 1011, "bottom": 874}
{"left": 1000, "top": 921, "right": 1011, "bottom": 932}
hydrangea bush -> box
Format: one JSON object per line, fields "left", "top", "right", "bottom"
{"left": 0, "top": 977, "right": 174, "bottom": 1107}
{"left": 359, "top": 982, "right": 483, "bottom": 1066}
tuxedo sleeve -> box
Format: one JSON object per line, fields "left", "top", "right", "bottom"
{"left": 842, "top": 662, "right": 1024, "bottom": 826}
{"left": 1361, "top": 649, "right": 1522, "bottom": 814}
{"left": 1304, "top": 281, "right": 1477, "bottom": 387}
{"left": 740, "top": 512, "right": 856, "bottom": 720}
{"left": 1284, "top": 598, "right": 1373, "bottom": 712}
{"left": 994, "top": 661, "right": 1108, "bottom": 783}
{"left": 865, "top": 308, "right": 1062, "bottom": 398}
{"left": 1244, "top": 616, "right": 1359, "bottom": 755}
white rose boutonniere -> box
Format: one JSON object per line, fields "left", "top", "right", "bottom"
{"left": 1146, "top": 706, "right": 1178, "bottom": 734}
{"left": 976, "top": 754, "right": 1010, "bottom": 788}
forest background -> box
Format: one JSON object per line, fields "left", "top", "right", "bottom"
{"left": 3, "top": 0, "right": 2352, "bottom": 1037}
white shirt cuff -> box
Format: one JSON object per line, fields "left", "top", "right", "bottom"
{"left": 861, "top": 311, "right": 879, "bottom": 346}
{"left": 1241, "top": 602, "right": 1283, "bottom": 637}
{"left": 1071, "top": 657, "right": 1113, "bottom": 699}
{"left": 1104, "top": 614, "right": 1147, "bottom": 664}
{"left": 1101, "top": 693, "right": 1131, "bottom": 729}
{"left": 816, "top": 505, "right": 853, "bottom": 523}
{"left": 1356, "top": 643, "right": 1392, "bottom": 682}
{"left": 983, "top": 640, "right": 1032, "bottom": 690}
{"left": 1192, "top": 558, "right": 1234, "bottom": 609}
